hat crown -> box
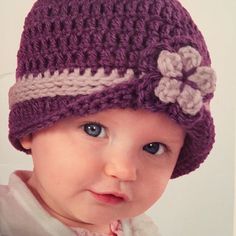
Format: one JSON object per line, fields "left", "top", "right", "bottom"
{"left": 16, "top": 0, "right": 210, "bottom": 80}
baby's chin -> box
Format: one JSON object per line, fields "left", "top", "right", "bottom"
{"left": 69, "top": 208, "right": 139, "bottom": 226}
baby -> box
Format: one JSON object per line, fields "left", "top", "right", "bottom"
{"left": 0, "top": 0, "right": 216, "bottom": 235}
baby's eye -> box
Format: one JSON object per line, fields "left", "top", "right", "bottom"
{"left": 143, "top": 142, "right": 166, "bottom": 156}
{"left": 82, "top": 122, "right": 106, "bottom": 138}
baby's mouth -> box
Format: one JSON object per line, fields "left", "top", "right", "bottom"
{"left": 89, "top": 191, "right": 129, "bottom": 205}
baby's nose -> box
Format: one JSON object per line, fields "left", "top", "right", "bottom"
{"left": 103, "top": 149, "right": 137, "bottom": 181}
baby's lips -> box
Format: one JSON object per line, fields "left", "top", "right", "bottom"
{"left": 103, "top": 192, "right": 130, "bottom": 201}
{"left": 90, "top": 190, "right": 130, "bottom": 201}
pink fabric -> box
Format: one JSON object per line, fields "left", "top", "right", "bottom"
{"left": 110, "top": 220, "right": 123, "bottom": 236}
{"left": 70, "top": 220, "right": 123, "bottom": 236}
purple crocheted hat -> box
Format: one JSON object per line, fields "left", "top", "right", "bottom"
{"left": 9, "top": 0, "right": 216, "bottom": 178}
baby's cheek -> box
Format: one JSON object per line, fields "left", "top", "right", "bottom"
{"left": 126, "top": 187, "right": 163, "bottom": 218}
{"left": 139, "top": 173, "right": 169, "bottom": 202}
{"left": 147, "top": 185, "right": 165, "bottom": 202}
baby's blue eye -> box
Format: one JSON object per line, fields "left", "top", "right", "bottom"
{"left": 83, "top": 122, "right": 106, "bottom": 138}
{"left": 143, "top": 142, "right": 166, "bottom": 156}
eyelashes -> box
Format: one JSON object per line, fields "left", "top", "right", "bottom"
{"left": 143, "top": 142, "right": 166, "bottom": 156}
{"left": 80, "top": 121, "right": 168, "bottom": 157}
{"left": 81, "top": 122, "right": 107, "bottom": 138}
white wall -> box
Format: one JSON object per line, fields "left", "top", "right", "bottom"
{"left": 0, "top": 1, "right": 235, "bottom": 236}
{"left": 0, "top": 0, "right": 35, "bottom": 184}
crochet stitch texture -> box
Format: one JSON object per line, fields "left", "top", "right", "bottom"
{"left": 8, "top": 0, "right": 216, "bottom": 178}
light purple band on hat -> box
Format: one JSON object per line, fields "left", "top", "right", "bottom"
{"left": 9, "top": 68, "right": 137, "bottom": 108}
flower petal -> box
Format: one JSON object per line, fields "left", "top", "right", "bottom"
{"left": 154, "top": 77, "right": 181, "bottom": 103}
{"left": 177, "top": 85, "right": 202, "bottom": 115}
{"left": 157, "top": 50, "right": 183, "bottom": 77}
{"left": 188, "top": 66, "right": 216, "bottom": 96}
{"left": 178, "top": 46, "right": 202, "bottom": 71}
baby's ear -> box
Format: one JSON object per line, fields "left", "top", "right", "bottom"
{"left": 20, "top": 134, "right": 33, "bottom": 150}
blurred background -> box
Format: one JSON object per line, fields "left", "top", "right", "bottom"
{"left": 0, "top": 1, "right": 235, "bottom": 236}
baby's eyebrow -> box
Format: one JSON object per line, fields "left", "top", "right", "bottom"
{"left": 150, "top": 137, "right": 180, "bottom": 144}
{"left": 77, "top": 114, "right": 119, "bottom": 126}
{"left": 165, "top": 139, "right": 185, "bottom": 145}
{"left": 146, "top": 131, "right": 186, "bottom": 144}
{"left": 161, "top": 136, "right": 186, "bottom": 147}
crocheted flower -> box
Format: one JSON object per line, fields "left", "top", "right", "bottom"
{"left": 154, "top": 46, "right": 216, "bottom": 115}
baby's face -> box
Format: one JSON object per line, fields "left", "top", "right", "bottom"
{"left": 21, "top": 108, "right": 185, "bottom": 230}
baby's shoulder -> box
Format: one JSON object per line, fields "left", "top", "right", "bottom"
{"left": 0, "top": 184, "right": 11, "bottom": 209}
{"left": 0, "top": 184, "right": 10, "bottom": 197}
